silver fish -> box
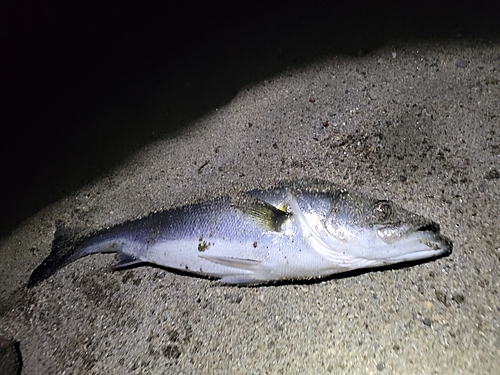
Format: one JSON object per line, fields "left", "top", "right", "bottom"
{"left": 28, "top": 180, "right": 452, "bottom": 286}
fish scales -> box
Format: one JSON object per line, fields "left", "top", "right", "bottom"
{"left": 28, "top": 180, "right": 452, "bottom": 286}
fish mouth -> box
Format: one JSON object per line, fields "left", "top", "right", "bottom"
{"left": 379, "top": 226, "right": 452, "bottom": 265}
{"left": 415, "top": 223, "right": 453, "bottom": 255}
{"left": 379, "top": 221, "right": 452, "bottom": 264}
{"left": 376, "top": 221, "right": 451, "bottom": 253}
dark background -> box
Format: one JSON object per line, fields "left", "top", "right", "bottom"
{"left": 1, "top": 1, "right": 499, "bottom": 235}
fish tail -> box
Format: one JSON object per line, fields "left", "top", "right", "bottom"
{"left": 28, "top": 224, "right": 84, "bottom": 288}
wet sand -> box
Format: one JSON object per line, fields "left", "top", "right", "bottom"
{"left": 1, "top": 3, "right": 499, "bottom": 374}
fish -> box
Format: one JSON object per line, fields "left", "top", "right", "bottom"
{"left": 28, "top": 179, "right": 452, "bottom": 287}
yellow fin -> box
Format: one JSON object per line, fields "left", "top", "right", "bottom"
{"left": 231, "top": 194, "right": 289, "bottom": 232}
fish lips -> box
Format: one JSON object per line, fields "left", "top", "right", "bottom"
{"left": 377, "top": 221, "right": 453, "bottom": 255}
{"left": 415, "top": 221, "right": 453, "bottom": 255}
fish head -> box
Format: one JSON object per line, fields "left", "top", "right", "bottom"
{"left": 324, "top": 198, "right": 452, "bottom": 268}
{"left": 291, "top": 185, "right": 452, "bottom": 270}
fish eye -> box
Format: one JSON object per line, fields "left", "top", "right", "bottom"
{"left": 373, "top": 200, "right": 393, "bottom": 221}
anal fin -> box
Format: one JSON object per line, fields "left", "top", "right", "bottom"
{"left": 218, "top": 274, "right": 268, "bottom": 285}
{"left": 113, "top": 252, "right": 143, "bottom": 269}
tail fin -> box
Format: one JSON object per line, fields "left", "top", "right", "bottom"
{"left": 28, "top": 224, "right": 83, "bottom": 288}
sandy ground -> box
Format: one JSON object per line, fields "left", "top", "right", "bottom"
{"left": 1, "top": 5, "right": 499, "bottom": 375}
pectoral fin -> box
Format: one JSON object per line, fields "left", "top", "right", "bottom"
{"left": 232, "top": 194, "right": 289, "bottom": 232}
